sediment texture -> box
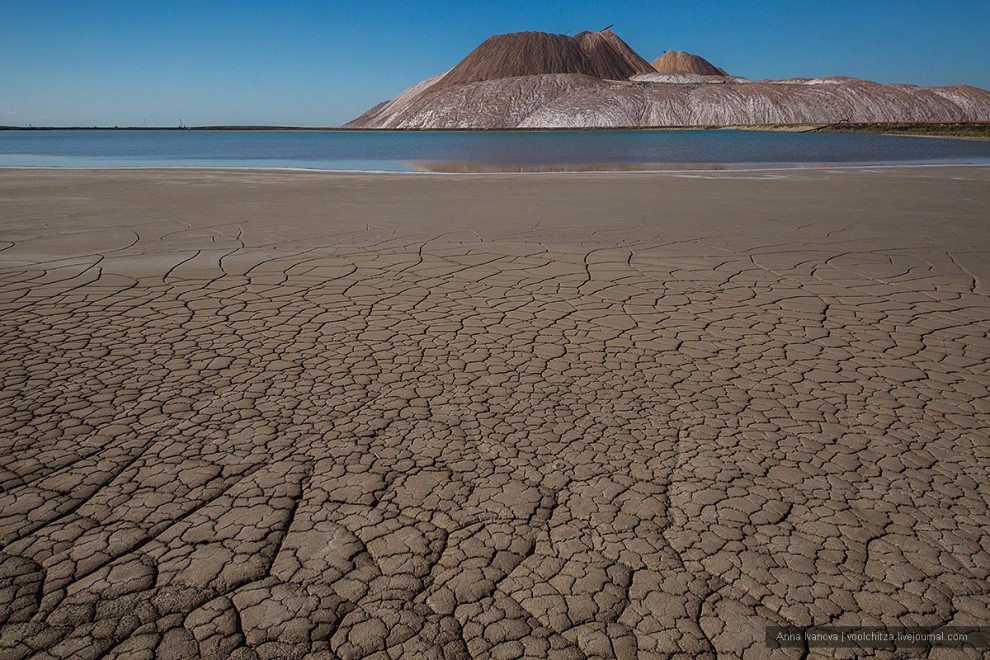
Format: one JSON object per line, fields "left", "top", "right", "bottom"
{"left": 1, "top": 169, "right": 989, "bottom": 658}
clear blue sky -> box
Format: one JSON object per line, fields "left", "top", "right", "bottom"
{"left": 2, "top": 0, "right": 989, "bottom": 127}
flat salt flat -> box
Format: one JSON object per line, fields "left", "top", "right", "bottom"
{"left": 0, "top": 167, "right": 988, "bottom": 658}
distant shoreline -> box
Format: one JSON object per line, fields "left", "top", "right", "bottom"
{"left": 2, "top": 122, "right": 990, "bottom": 139}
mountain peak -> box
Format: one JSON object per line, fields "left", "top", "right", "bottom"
{"left": 573, "top": 29, "right": 654, "bottom": 80}
{"left": 434, "top": 29, "right": 653, "bottom": 90}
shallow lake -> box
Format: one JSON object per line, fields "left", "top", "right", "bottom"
{"left": 2, "top": 128, "right": 990, "bottom": 171}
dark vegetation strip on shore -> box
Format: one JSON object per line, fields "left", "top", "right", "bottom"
{"left": 2, "top": 123, "right": 989, "bottom": 138}
{"left": 813, "top": 122, "right": 990, "bottom": 139}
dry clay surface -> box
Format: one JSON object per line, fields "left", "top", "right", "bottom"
{"left": 0, "top": 168, "right": 988, "bottom": 659}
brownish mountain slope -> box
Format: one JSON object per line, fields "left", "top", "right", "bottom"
{"left": 573, "top": 28, "right": 655, "bottom": 80}
{"left": 433, "top": 32, "right": 592, "bottom": 89}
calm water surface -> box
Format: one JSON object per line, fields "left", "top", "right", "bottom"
{"left": 2, "top": 129, "right": 990, "bottom": 171}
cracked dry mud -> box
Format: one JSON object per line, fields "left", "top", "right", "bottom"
{"left": 0, "top": 168, "right": 988, "bottom": 659}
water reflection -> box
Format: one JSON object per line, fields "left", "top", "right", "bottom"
{"left": 412, "top": 161, "right": 847, "bottom": 173}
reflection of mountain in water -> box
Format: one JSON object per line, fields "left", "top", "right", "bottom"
{"left": 346, "top": 29, "right": 990, "bottom": 129}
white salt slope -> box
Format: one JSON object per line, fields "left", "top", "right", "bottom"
{"left": 630, "top": 73, "right": 751, "bottom": 84}
{"left": 349, "top": 74, "right": 990, "bottom": 129}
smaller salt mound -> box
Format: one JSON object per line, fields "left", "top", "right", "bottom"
{"left": 652, "top": 50, "right": 728, "bottom": 76}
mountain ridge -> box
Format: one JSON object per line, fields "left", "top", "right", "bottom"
{"left": 345, "top": 28, "right": 990, "bottom": 129}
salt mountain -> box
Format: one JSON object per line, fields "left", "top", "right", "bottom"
{"left": 345, "top": 28, "right": 990, "bottom": 129}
